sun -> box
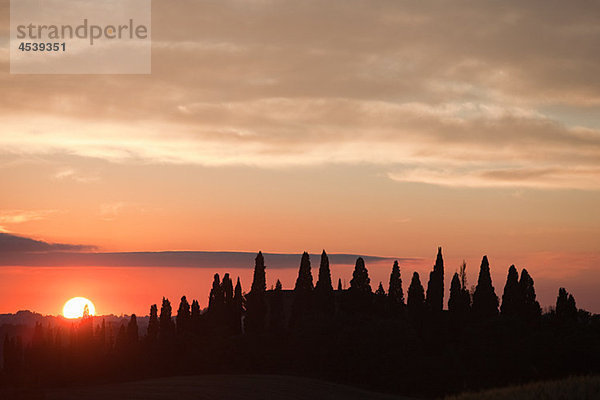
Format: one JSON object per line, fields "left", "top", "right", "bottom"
{"left": 63, "top": 297, "right": 96, "bottom": 319}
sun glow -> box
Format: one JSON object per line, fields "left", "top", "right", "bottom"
{"left": 62, "top": 297, "right": 96, "bottom": 319}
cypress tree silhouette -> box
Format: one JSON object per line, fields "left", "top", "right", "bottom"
{"left": 291, "top": 252, "right": 315, "bottom": 325}
{"left": 245, "top": 251, "right": 267, "bottom": 334}
{"left": 127, "top": 314, "right": 138, "bottom": 344}
{"left": 222, "top": 273, "right": 234, "bottom": 307}
{"left": 315, "top": 250, "right": 334, "bottom": 315}
{"left": 556, "top": 287, "right": 578, "bottom": 323}
{"left": 348, "top": 257, "right": 372, "bottom": 312}
{"left": 176, "top": 296, "right": 191, "bottom": 335}
{"left": 388, "top": 260, "right": 405, "bottom": 313}
{"left": 426, "top": 247, "right": 444, "bottom": 313}
{"left": 159, "top": 297, "right": 175, "bottom": 344}
{"left": 337, "top": 278, "right": 343, "bottom": 291}
{"left": 147, "top": 304, "right": 159, "bottom": 344}
{"left": 190, "top": 300, "right": 201, "bottom": 334}
{"left": 208, "top": 273, "right": 224, "bottom": 313}
{"left": 270, "top": 279, "right": 285, "bottom": 333}
{"left": 221, "top": 274, "right": 234, "bottom": 333}
{"left": 407, "top": 272, "right": 425, "bottom": 318}
{"left": 374, "top": 282, "right": 386, "bottom": 313}
{"left": 501, "top": 265, "right": 520, "bottom": 317}
{"left": 472, "top": 256, "right": 499, "bottom": 319}
{"left": 350, "top": 257, "right": 372, "bottom": 293}
{"left": 233, "top": 277, "right": 244, "bottom": 334}
{"left": 448, "top": 273, "right": 462, "bottom": 315}
{"left": 519, "top": 269, "right": 541, "bottom": 320}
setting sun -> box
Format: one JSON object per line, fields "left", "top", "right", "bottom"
{"left": 62, "top": 297, "right": 96, "bottom": 319}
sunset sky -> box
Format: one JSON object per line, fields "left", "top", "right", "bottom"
{"left": 0, "top": 1, "right": 599, "bottom": 315}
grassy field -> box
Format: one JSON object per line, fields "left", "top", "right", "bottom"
{"left": 47, "top": 374, "right": 414, "bottom": 400}
{"left": 445, "top": 375, "right": 600, "bottom": 400}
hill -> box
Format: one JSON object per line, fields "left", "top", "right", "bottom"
{"left": 445, "top": 375, "right": 600, "bottom": 400}
{"left": 46, "top": 374, "right": 413, "bottom": 400}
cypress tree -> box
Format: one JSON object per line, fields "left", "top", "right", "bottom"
{"left": 374, "top": 282, "right": 386, "bottom": 313}
{"left": 190, "top": 300, "right": 201, "bottom": 334}
{"left": 292, "top": 252, "right": 314, "bottom": 324}
{"left": 388, "top": 260, "right": 405, "bottom": 312}
{"left": 350, "top": 257, "right": 372, "bottom": 293}
{"left": 270, "top": 279, "right": 285, "bottom": 332}
{"left": 209, "top": 273, "right": 224, "bottom": 313}
{"left": 337, "top": 278, "right": 343, "bottom": 291}
{"left": 501, "top": 265, "right": 520, "bottom": 317}
{"left": 147, "top": 304, "right": 159, "bottom": 344}
{"left": 426, "top": 247, "right": 444, "bottom": 313}
{"left": 472, "top": 256, "right": 499, "bottom": 319}
{"left": 159, "top": 297, "right": 175, "bottom": 344}
{"left": 315, "top": 250, "right": 334, "bottom": 315}
{"left": 407, "top": 272, "right": 426, "bottom": 318}
{"left": 448, "top": 272, "right": 462, "bottom": 314}
{"left": 519, "top": 269, "right": 541, "bottom": 320}
{"left": 233, "top": 277, "right": 244, "bottom": 334}
{"left": 127, "top": 314, "right": 138, "bottom": 344}
{"left": 556, "top": 287, "right": 577, "bottom": 323}
{"left": 245, "top": 252, "right": 267, "bottom": 333}
{"left": 348, "top": 257, "right": 372, "bottom": 312}
{"left": 176, "top": 296, "right": 191, "bottom": 335}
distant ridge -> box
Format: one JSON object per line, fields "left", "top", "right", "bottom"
{"left": 0, "top": 250, "right": 420, "bottom": 268}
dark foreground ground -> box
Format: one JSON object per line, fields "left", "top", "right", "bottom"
{"left": 46, "top": 375, "right": 414, "bottom": 400}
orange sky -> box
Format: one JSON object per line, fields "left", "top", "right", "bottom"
{"left": 0, "top": 0, "right": 599, "bottom": 314}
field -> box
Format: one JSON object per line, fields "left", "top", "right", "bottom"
{"left": 445, "top": 375, "right": 600, "bottom": 400}
{"left": 46, "top": 374, "right": 414, "bottom": 400}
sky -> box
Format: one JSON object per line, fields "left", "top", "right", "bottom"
{"left": 0, "top": 0, "right": 599, "bottom": 314}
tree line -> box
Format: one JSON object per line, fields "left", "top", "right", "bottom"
{"left": 1, "top": 248, "right": 597, "bottom": 398}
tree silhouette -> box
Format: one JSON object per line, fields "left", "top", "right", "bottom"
{"left": 315, "top": 250, "right": 334, "bottom": 315}
{"left": 448, "top": 272, "right": 470, "bottom": 319}
{"left": 159, "top": 297, "right": 175, "bottom": 344}
{"left": 176, "top": 296, "right": 191, "bottom": 335}
{"left": 519, "top": 269, "right": 541, "bottom": 321}
{"left": 374, "top": 282, "right": 386, "bottom": 313}
{"left": 209, "top": 273, "right": 224, "bottom": 314}
{"left": 501, "top": 265, "right": 520, "bottom": 317}
{"left": 190, "top": 300, "right": 201, "bottom": 334}
{"left": 388, "top": 260, "right": 405, "bottom": 314}
{"left": 291, "top": 252, "right": 314, "bottom": 325}
{"left": 147, "top": 304, "right": 159, "bottom": 344}
{"left": 426, "top": 247, "right": 444, "bottom": 313}
{"left": 232, "top": 277, "right": 244, "bottom": 334}
{"left": 350, "top": 257, "right": 371, "bottom": 293}
{"left": 269, "top": 279, "right": 285, "bottom": 333}
{"left": 556, "top": 287, "right": 578, "bottom": 323}
{"left": 407, "top": 272, "right": 425, "bottom": 318}
{"left": 127, "top": 314, "right": 138, "bottom": 344}
{"left": 348, "top": 257, "right": 372, "bottom": 312}
{"left": 337, "top": 278, "right": 343, "bottom": 291}
{"left": 245, "top": 251, "right": 267, "bottom": 333}
{"left": 472, "top": 256, "right": 498, "bottom": 319}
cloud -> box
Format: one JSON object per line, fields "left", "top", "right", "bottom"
{"left": 0, "top": 0, "right": 599, "bottom": 189}
{"left": 52, "top": 167, "right": 99, "bottom": 183}
{"left": 388, "top": 166, "right": 600, "bottom": 190}
{"left": 0, "top": 233, "right": 96, "bottom": 253}
{"left": 0, "top": 210, "right": 59, "bottom": 231}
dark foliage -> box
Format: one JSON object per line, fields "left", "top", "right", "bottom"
{"left": 472, "top": 256, "right": 499, "bottom": 319}
{"left": 426, "top": 247, "right": 444, "bottom": 313}
{"left": 2, "top": 249, "right": 599, "bottom": 400}
{"left": 388, "top": 260, "right": 404, "bottom": 315}
{"left": 314, "top": 250, "right": 334, "bottom": 316}
{"left": 245, "top": 252, "right": 267, "bottom": 334}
